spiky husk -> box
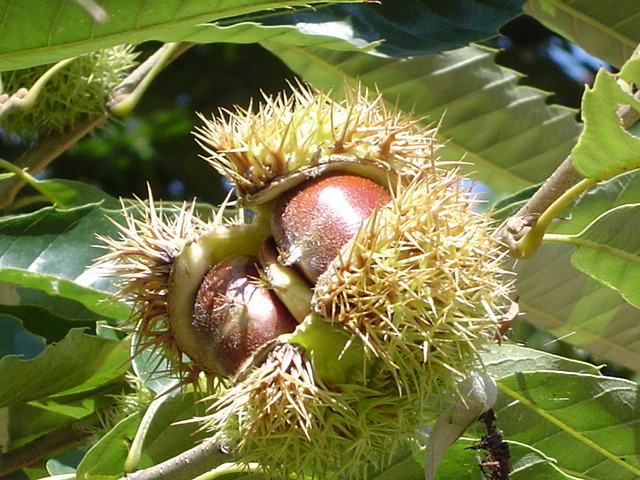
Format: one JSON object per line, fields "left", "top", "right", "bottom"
{"left": 95, "top": 193, "right": 212, "bottom": 381}
{"left": 97, "top": 83, "right": 513, "bottom": 478}
{"left": 208, "top": 342, "right": 428, "bottom": 479}
{"left": 313, "top": 167, "right": 511, "bottom": 402}
{"left": 196, "top": 85, "right": 512, "bottom": 477}
{"left": 1, "top": 45, "right": 137, "bottom": 139}
{"left": 209, "top": 168, "right": 511, "bottom": 478}
{"left": 194, "top": 84, "right": 438, "bottom": 197}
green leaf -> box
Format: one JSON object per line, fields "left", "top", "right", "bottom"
{"left": 512, "top": 243, "right": 640, "bottom": 372}
{"left": 36, "top": 179, "right": 120, "bottom": 209}
{"left": 131, "top": 338, "right": 180, "bottom": 396}
{"left": 503, "top": 172, "right": 640, "bottom": 371}
{"left": 524, "top": 0, "right": 640, "bottom": 68}
{"left": 482, "top": 344, "right": 602, "bottom": 377}
{"left": 47, "top": 449, "right": 87, "bottom": 475}
{"left": 263, "top": 43, "right": 581, "bottom": 195}
{"left": 8, "top": 398, "right": 95, "bottom": 449}
{"left": 3, "top": 281, "right": 118, "bottom": 323}
{"left": 368, "top": 447, "right": 424, "bottom": 480}
{"left": 0, "top": 1, "right": 525, "bottom": 72}
{"left": 571, "top": 54, "right": 640, "bottom": 179}
{"left": 134, "top": 392, "right": 209, "bottom": 469}
{"left": 77, "top": 392, "right": 209, "bottom": 477}
{"left": 0, "top": 328, "right": 129, "bottom": 407}
{"left": 0, "top": 304, "right": 96, "bottom": 344}
{"left": 76, "top": 410, "right": 141, "bottom": 478}
{"left": 253, "top": 1, "right": 525, "bottom": 57}
{"left": 0, "top": 204, "right": 129, "bottom": 319}
{"left": 496, "top": 371, "right": 640, "bottom": 480}
{"left": 0, "top": 1, "right": 353, "bottom": 71}
{"left": 563, "top": 204, "right": 640, "bottom": 309}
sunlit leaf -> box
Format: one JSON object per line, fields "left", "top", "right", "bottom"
{"left": 367, "top": 445, "right": 424, "bottom": 480}
{"left": 250, "top": 0, "right": 525, "bottom": 57}
{"left": 0, "top": 0, "right": 525, "bottom": 72}
{"left": 264, "top": 42, "right": 581, "bottom": 195}
{"left": 0, "top": 1, "right": 353, "bottom": 71}
{"left": 135, "top": 392, "right": 210, "bottom": 469}
{"left": 512, "top": 244, "right": 640, "bottom": 372}
{"left": 76, "top": 410, "right": 141, "bottom": 478}
{"left": 496, "top": 371, "right": 640, "bottom": 480}
{"left": 47, "top": 450, "right": 87, "bottom": 475}
{"left": 562, "top": 204, "right": 640, "bottom": 309}
{"left": 8, "top": 398, "right": 96, "bottom": 450}
{"left": 3, "top": 283, "right": 118, "bottom": 328}
{"left": 482, "top": 343, "right": 602, "bottom": 377}
{"left": 131, "top": 336, "right": 180, "bottom": 396}
{"left": 36, "top": 179, "right": 120, "bottom": 209}
{"left": 524, "top": 0, "right": 640, "bottom": 68}
{"left": 0, "top": 204, "right": 129, "bottom": 319}
{"left": 571, "top": 55, "right": 640, "bottom": 179}
{"left": 496, "top": 171, "right": 640, "bottom": 371}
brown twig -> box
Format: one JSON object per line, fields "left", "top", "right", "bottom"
{"left": 495, "top": 79, "right": 640, "bottom": 255}
{"left": 0, "top": 411, "right": 102, "bottom": 476}
{"left": 122, "top": 437, "right": 233, "bottom": 480}
{"left": 495, "top": 155, "right": 579, "bottom": 251}
{"left": 0, "top": 114, "right": 107, "bottom": 208}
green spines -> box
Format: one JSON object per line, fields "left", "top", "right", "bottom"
{"left": 208, "top": 340, "right": 427, "bottom": 479}
{"left": 313, "top": 168, "right": 511, "bottom": 401}
{"left": 194, "top": 84, "right": 437, "bottom": 198}
{"left": 1, "top": 45, "right": 136, "bottom": 139}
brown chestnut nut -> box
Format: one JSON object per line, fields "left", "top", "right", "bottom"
{"left": 271, "top": 172, "right": 391, "bottom": 283}
{"left": 193, "top": 255, "right": 298, "bottom": 376}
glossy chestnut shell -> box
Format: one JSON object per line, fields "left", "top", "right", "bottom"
{"left": 193, "top": 255, "right": 298, "bottom": 376}
{"left": 271, "top": 172, "right": 391, "bottom": 283}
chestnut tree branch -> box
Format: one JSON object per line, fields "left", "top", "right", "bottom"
{"left": 122, "top": 437, "right": 233, "bottom": 480}
{"left": 0, "top": 113, "right": 108, "bottom": 208}
{"left": 0, "top": 42, "right": 194, "bottom": 209}
{"left": 0, "top": 411, "right": 102, "bottom": 476}
{"left": 495, "top": 80, "right": 640, "bottom": 258}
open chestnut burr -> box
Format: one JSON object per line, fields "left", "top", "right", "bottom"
{"left": 97, "top": 83, "right": 512, "bottom": 479}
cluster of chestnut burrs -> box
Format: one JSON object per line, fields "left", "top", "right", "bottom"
{"left": 98, "top": 84, "right": 512, "bottom": 478}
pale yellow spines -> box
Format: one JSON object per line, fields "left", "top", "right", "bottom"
{"left": 313, "top": 168, "right": 512, "bottom": 400}
{"left": 194, "top": 84, "right": 439, "bottom": 197}
{"left": 208, "top": 341, "right": 426, "bottom": 479}
{"left": 94, "top": 193, "right": 209, "bottom": 379}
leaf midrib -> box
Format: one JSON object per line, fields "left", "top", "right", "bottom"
{"left": 498, "top": 374, "right": 640, "bottom": 477}
{"left": 0, "top": 1, "right": 327, "bottom": 63}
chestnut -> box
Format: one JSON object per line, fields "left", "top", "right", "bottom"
{"left": 271, "top": 172, "right": 391, "bottom": 283}
{"left": 192, "top": 255, "right": 298, "bottom": 376}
